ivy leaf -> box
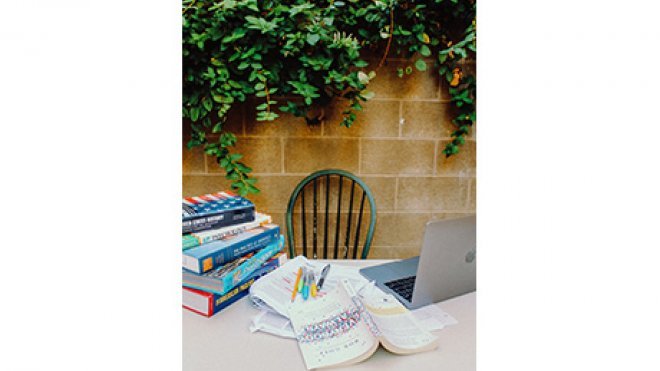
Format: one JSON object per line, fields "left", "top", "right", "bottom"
{"left": 414, "top": 59, "right": 427, "bottom": 71}
{"left": 202, "top": 98, "right": 212, "bottom": 111}
{"left": 357, "top": 71, "right": 370, "bottom": 84}
{"left": 417, "top": 32, "right": 430, "bottom": 44}
{"left": 190, "top": 107, "right": 200, "bottom": 121}
{"left": 361, "top": 90, "right": 375, "bottom": 100}
{"left": 306, "top": 33, "right": 320, "bottom": 46}
{"left": 222, "top": 28, "right": 247, "bottom": 43}
{"left": 245, "top": 16, "right": 278, "bottom": 33}
{"left": 420, "top": 45, "right": 431, "bottom": 57}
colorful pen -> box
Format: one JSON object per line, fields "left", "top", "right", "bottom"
{"left": 303, "top": 271, "right": 310, "bottom": 300}
{"left": 310, "top": 271, "right": 317, "bottom": 298}
{"left": 317, "top": 264, "right": 331, "bottom": 291}
{"left": 291, "top": 267, "right": 303, "bottom": 302}
{"left": 298, "top": 267, "right": 305, "bottom": 293}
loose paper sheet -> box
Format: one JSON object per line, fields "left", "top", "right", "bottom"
{"left": 249, "top": 259, "right": 457, "bottom": 339}
{"left": 411, "top": 303, "right": 458, "bottom": 331}
{"left": 249, "top": 310, "right": 295, "bottom": 339}
{"left": 249, "top": 256, "right": 370, "bottom": 317}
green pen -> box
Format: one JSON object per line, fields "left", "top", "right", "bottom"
{"left": 303, "top": 271, "right": 310, "bottom": 300}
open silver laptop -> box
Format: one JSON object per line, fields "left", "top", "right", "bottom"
{"left": 359, "top": 216, "right": 476, "bottom": 309}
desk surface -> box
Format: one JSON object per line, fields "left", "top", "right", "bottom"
{"left": 183, "top": 259, "right": 475, "bottom": 371}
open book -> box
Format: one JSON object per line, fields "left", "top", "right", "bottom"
{"left": 288, "top": 279, "right": 439, "bottom": 370}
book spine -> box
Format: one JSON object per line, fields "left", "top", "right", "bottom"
{"left": 182, "top": 205, "right": 255, "bottom": 234}
{"left": 182, "top": 288, "right": 213, "bottom": 317}
{"left": 182, "top": 235, "right": 201, "bottom": 251}
{"left": 217, "top": 235, "right": 284, "bottom": 295}
{"left": 181, "top": 213, "right": 272, "bottom": 250}
{"left": 210, "top": 253, "right": 285, "bottom": 315}
{"left": 182, "top": 226, "right": 280, "bottom": 273}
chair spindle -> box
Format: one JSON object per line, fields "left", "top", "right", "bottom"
{"left": 334, "top": 175, "right": 343, "bottom": 259}
{"left": 343, "top": 180, "right": 356, "bottom": 259}
{"left": 301, "top": 188, "right": 307, "bottom": 257}
{"left": 323, "top": 174, "right": 330, "bottom": 259}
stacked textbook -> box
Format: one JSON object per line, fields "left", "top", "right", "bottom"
{"left": 181, "top": 191, "right": 287, "bottom": 317}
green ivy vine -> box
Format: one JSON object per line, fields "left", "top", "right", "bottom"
{"left": 183, "top": 0, "right": 476, "bottom": 195}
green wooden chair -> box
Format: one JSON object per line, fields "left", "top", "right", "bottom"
{"left": 286, "top": 169, "right": 377, "bottom": 259}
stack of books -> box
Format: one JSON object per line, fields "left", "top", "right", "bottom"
{"left": 181, "top": 191, "right": 287, "bottom": 317}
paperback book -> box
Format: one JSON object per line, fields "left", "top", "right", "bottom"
{"left": 289, "top": 279, "right": 439, "bottom": 370}
{"left": 182, "top": 212, "right": 272, "bottom": 250}
{"left": 183, "top": 235, "right": 286, "bottom": 295}
{"left": 182, "top": 224, "right": 280, "bottom": 274}
{"left": 182, "top": 191, "right": 255, "bottom": 234}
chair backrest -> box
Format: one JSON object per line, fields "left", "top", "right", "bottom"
{"left": 286, "top": 169, "right": 377, "bottom": 259}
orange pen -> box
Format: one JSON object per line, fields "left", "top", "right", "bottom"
{"left": 291, "top": 267, "right": 303, "bottom": 302}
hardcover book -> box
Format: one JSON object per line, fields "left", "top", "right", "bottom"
{"left": 183, "top": 236, "right": 286, "bottom": 295}
{"left": 182, "top": 212, "right": 272, "bottom": 250}
{"left": 182, "top": 253, "right": 288, "bottom": 317}
{"left": 182, "top": 224, "right": 280, "bottom": 274}
{"left": 182, "top": 191, "right": 255, "bottom": 234}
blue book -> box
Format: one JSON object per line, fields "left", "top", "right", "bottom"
{"left": 183, "top": 235, "right": 285, "bottom": 295}
{"left": 182, "top": 224, "right": 280, "bottom": 273}
{"left": 182, "top": 191, "right": 255, "bottom": 234}
{"left": 182, "top": 253, "right": 288, "bottom": 317}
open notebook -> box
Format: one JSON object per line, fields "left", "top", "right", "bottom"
{"left": 288, "top": 279, "right": 439, "bottom": 370}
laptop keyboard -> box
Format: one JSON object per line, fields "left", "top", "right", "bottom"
{"left": 384, "top": 275, "right": 416, "bottom": 302}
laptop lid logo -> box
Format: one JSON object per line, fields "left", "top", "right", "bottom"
{"left": 465, "top": 250, "right": 476, "bottom": 263}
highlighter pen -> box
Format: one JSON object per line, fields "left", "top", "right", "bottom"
{"left": 298, "top": 267, "right": 305, "bottom": 293}
{"left": 303, "top": 271, "right": 310, "bottom": 300}
{"left": 291, "top": 267, "right": 303, "bottom": 302}
{"left": 310, "top": 271, "right": 318, "bottom": 298}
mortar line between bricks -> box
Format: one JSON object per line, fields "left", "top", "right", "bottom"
{"left": 370, "top": 97, "right": 452, "bottom": 103}
{"left": 280, "top": 137, "right": 285, "bottom": 173}
{"left": 358, "top": 137, "right": 362, "bottom": 175}
{"left": 433, "top": 140, "right": 438, "bottom": 175}
{"left": 398, "top": 101, "right": 403, "bottom": 138}
{"left": 185, "top": 173, "right": 476, "bottom": 178}
{"left": 223, "top": 135, "right": 471, "bottom": 141}
{"left": 203, "top": 149, "right": 208, "bottom": 173}
{"left": 394, "top": 177, "right": 399, "bottom": 211}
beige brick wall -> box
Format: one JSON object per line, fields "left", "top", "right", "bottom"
{"left": 182, "top": 58, "right": 476, "bottom": 259}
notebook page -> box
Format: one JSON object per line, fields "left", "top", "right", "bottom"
{"left": 289, "top": 281, "right": 377, "bottom": 370}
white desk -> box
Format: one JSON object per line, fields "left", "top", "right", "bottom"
{"left": 183, "top": 259, "right": 475, "bottom": 371}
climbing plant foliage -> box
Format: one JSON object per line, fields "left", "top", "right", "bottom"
{"left": 183, "top": 0, "right": 476, "bottom": 195}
